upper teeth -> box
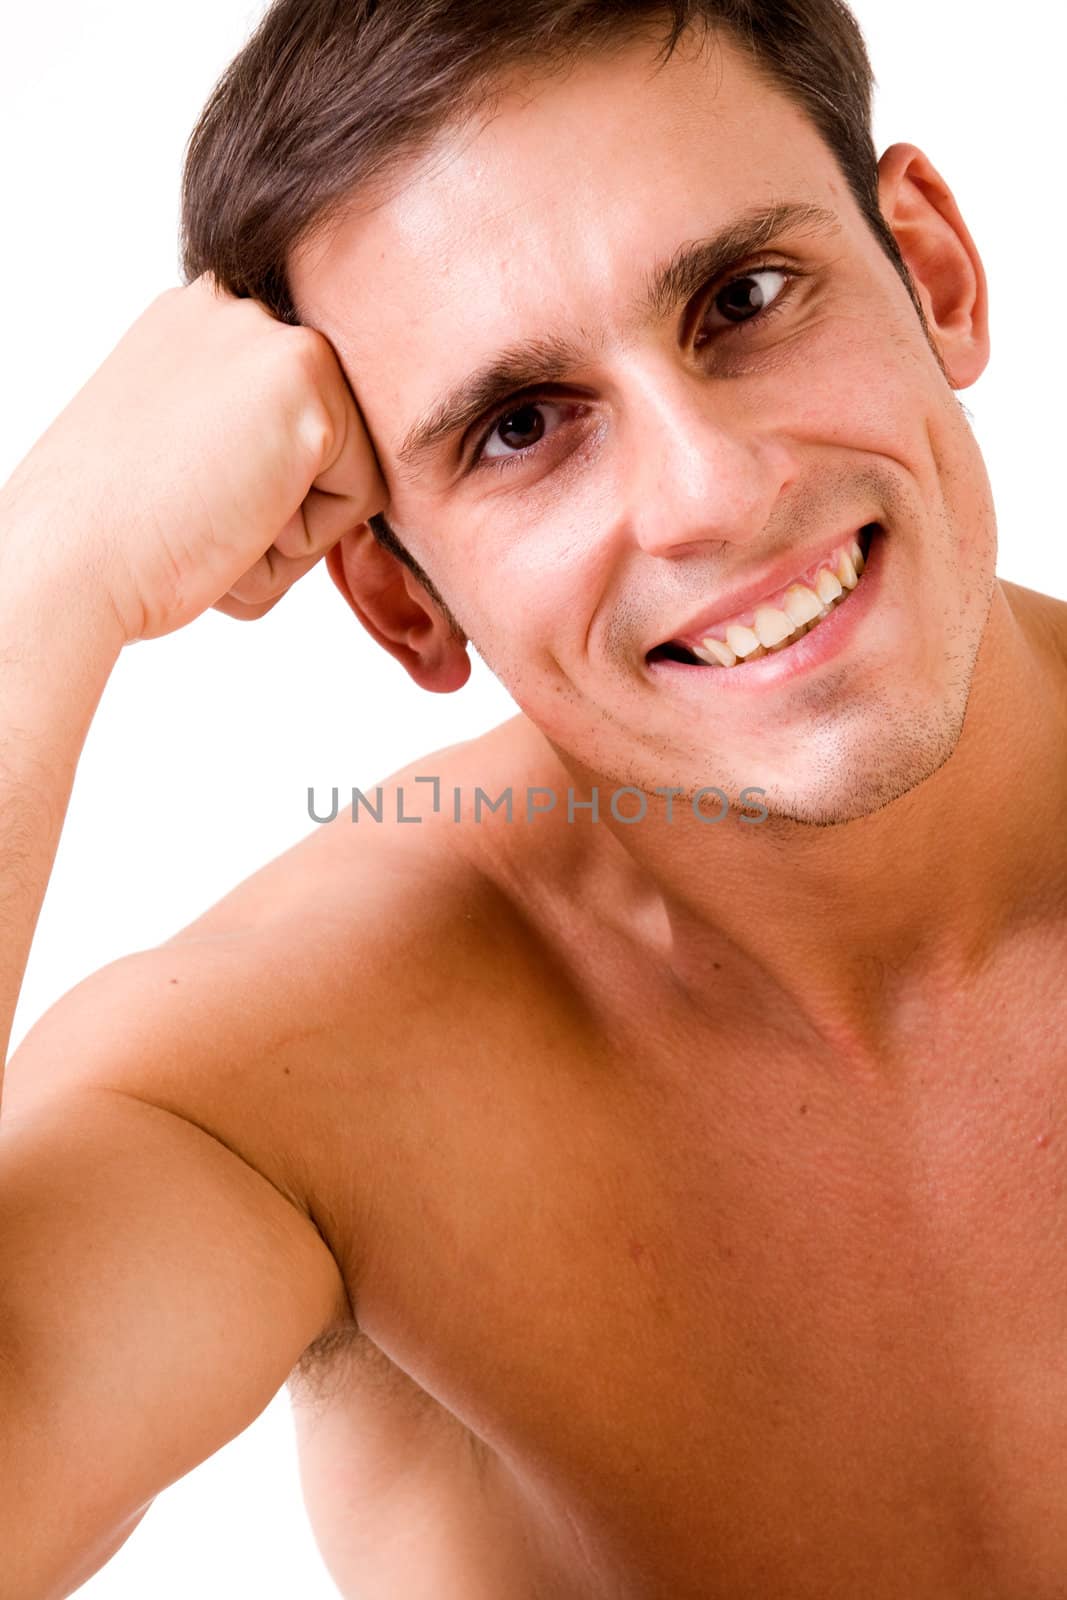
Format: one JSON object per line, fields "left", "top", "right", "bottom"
{"left": 690, "top": 536, "right": 867, "bottom": 668}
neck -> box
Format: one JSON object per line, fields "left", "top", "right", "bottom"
{"left": 553, "top": 581, "right": 1067, "bottom": 1061}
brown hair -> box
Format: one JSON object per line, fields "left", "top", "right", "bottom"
{"left": 179, "top": 1, "right": 926, "bottom": 623}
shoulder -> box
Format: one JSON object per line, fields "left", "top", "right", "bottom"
{"left": 1001, "top": 579, "right": 1067, "bottom": 680}
{"left": 3, "top": 715, "right": 563, "bottom": 1293}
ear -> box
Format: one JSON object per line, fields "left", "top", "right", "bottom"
{"left": 877, "top": 142, "right": 989, "bottom": 389}
{"left": 325, "top": 525, "right": 471, "bottom": 694}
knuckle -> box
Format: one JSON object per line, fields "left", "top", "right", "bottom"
{"left": 276, "top": 523, "right": 311, "bottom": 558}
{"left": 303, "top": 418, "right": 334, "bottom": 466}
{"left": 288, "top": 323, "right": 329, "bottom": 375}
{"left": 296, "top": 392, "right": 336, "bottom": 466}
{"left": 230, "top": 561, "right": 290, "bottom": 606}
{"left": 291, "top": 320, "right": 327, "bottom": 353}
{"left": 228, "top": 575, "right": 268, "bottom": 606}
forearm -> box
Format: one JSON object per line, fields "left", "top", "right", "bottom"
{"left": 0, "top": 491, "right": 124, "bottom": 1090}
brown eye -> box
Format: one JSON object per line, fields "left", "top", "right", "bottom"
{"left": 495, "top": 404, "right": 546, "bottom": 452}
{"left": 703, "top": 267, "right": 790, "bottom": 331}
{"left": 476, "top": 398, "right": 574, "bottom": 469}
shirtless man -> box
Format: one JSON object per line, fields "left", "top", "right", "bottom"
{"left": 2, "top": 0, "right": 1066, "bottom": 1592}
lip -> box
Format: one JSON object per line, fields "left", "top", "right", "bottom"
{"left": 645, "top": 521, "right": 886, "bottom": 693}
{"left": 654, "top": 524, "right": 877, "bottom": 653}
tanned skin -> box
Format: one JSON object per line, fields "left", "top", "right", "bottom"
{"left": 2, "top": 26, "right": 1066, "bottom": 1600}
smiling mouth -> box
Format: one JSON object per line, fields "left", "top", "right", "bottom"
{"left": 647, "top": 524, "right": 879, "bottom": 669}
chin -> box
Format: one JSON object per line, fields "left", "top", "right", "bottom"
{"left": 748, "top": 711, "right": 971, "bottom": 831}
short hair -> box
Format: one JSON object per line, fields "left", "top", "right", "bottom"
{"left": 179, "top": 1, "right": 925, "bottom": 616}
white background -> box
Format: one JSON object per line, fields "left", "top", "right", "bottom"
{"left": 1, "top": 2, "right": 1063, "bottom": 1594}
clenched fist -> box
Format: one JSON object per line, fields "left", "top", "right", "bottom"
{"left": 0, "top": 273, "right": 388, "bottom": 643}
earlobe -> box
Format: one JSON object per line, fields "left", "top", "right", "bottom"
{"left": 877, "top": 142, "right": 990, "bottom": 389}
{"left": 325, "top": 527, "right": 471, "bottom": 694}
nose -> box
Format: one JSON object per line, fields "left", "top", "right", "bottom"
{"left": 616, "top": 361, "right": 794, "bottom": 559}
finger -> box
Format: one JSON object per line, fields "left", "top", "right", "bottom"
{"left": 271, "top": 486, "right": 372, "bottom": 561}
{"left": 210, "top": 591, "right": 288, "bottom": 623}
{"left": 225, "top": 543, "right": 326, "bottom": 607}
{"left": 271, "top": 502, "right": 317, "bottom": 561}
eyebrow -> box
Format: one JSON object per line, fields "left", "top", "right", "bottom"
{"left": 394, "top": 199, "right": 842, "bottom": 476}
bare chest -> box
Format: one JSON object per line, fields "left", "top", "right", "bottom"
{"left": 297, "top": 944, "right": 1067, "bottom": 1599}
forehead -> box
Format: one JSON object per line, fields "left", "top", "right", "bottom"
{"left": 289, "top": 29, "right": 843, "bottom": 457}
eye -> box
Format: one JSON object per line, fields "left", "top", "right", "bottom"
{"left": 469, "top": 263, "right": 796, "bottom": 474}
{"left": 476, "top": 398, "right": 576, "bottom": 470}
{"left": 697, "top": 265, "right": 791, "bottom": 345}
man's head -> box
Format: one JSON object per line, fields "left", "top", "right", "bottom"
{"left": 181, "top": 1, "right": 994, "bottom": 826}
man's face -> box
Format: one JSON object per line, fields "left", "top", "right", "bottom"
{"left": 290, "top": 25, "right": 996, "bottom": 825}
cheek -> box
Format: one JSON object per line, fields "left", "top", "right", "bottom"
{"left": 388, "top": 494, "right": 575, "bottom": 678}
{"left": 786, "top": 313, "right": 996, "bottom": 592}
{"left": 448, "top": 492, "right": 605, "bottom": 658}
{"left": 775, "top": 311, "right": 941, "bottom": 464}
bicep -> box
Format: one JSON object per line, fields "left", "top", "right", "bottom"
{"left": 0, "top": 1085, "right": 349, "bottom": 1599}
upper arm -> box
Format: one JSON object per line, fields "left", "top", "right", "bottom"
{"left": 0, "top": 928, "right": 354, "bottom": 1600}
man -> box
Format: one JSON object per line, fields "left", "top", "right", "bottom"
{"left": 2, "top": 0, "right": 1065, "bottom": 1594}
